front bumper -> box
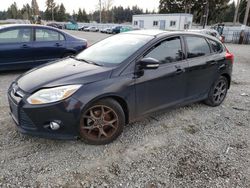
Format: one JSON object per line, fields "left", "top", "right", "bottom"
{"left": 8, "top": 85, "right": 84, "bottom": 140}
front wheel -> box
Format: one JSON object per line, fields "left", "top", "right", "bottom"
{"left": 204, "top": 76, "right": 229, "bottom": 107}
{"left": 79, "top": 99, "right": 125, "bottom": 145}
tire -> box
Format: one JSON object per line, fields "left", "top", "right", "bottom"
{"left": 79, "top": 98, "right": 125, "bottom": 145}
{"left": 204, "top": 76, "right": 229, "bottom": 107}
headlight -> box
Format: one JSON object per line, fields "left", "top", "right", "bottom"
{"left": 27, "top": 85, "right": 81, "bottom": 105}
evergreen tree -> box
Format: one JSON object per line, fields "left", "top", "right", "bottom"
{"left": 31, "top": 0, "right": 39, "bottom": 15}
{"left": 45, "top": 0, "right": 56, "bottom": 20}
{"left": 7, "top": 2, "right": 22, "bottom": 19}
{"left": 21, "top": 4, "right": 32, "bottom": 20}
{"left": 57, "top": 3, "right": 66, "bottom": 21}
{"left": 159, "top": 0, "right": 231, "bottom": 24}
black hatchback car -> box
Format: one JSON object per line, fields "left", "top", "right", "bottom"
{"left": 8, "top": 30, "right": 233, "bottom": 144}
{"left": 0, "top": 24, "right": 87, "bottom": 71}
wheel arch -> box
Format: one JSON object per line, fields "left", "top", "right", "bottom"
{"left": 221, "top": 73, "right": 231, "bottom": 89}
{"left": 83, "top": 94, "right": 129, "bottom": 124}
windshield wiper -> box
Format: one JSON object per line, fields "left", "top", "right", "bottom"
{"left": 72, "top": 57, "right": 103, "bottom": 66}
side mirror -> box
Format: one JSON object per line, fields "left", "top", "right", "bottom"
{"left": 139, "top": 57, "right": 160, "bottom": 69}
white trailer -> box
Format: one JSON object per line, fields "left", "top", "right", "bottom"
{"left": 132, "top": 13, "right": 193, "bottom": 31}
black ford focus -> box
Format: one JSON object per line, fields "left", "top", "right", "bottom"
{"left": 8, "top": 30, "right": 233, "bottom": 145}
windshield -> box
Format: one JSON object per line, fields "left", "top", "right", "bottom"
{"left": 76, "top": 34, "right": 153, "bottom": 66}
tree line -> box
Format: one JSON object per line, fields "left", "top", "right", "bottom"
{"left": 159, "top": 0, "right": 250, "bottom": 25}
{"left": 0, "top": 0, "right": 249, "bottom": 25}
{"left": 0, "top": 0, "right": 146, "bottom": 23}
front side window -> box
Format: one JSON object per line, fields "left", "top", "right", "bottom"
{"left": 0, "top": 28, "right": 31, "bottom": 43}
{"left": 35, "top": 29, "right": 64, "bottom": 41}
{"left": 76, "top": 34, "right": 153, "bottom": 65}
{"left": 145, "top": 37, "right": 183, "bottom": 64}
{"left": 186, "top": 36, "right": 211, "bottom": 58}
{"left": 134, "top": 21, "right": 138, "bottom": 26}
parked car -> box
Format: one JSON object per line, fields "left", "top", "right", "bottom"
{"left": 84, "top": 26, "right": 99, "bottom": 32}
{"left": 120, "top": 26, "right": 134, "bottom": 33}
{"left": 65, "top": 22, "right": 78, "bottom": 30}
{"left": 78, "top": 25, "right": 88, "bottom": 31}
{"left": 111, "top": 26, "right": 122, "bottom": 34}
{"left": 46, "top": 23, "right": 63, "bottom": 29}
{"left": 100, "top": 27, "right": 112, "bottom": 33}
{"left": 8, "top": 30, "right": 233, "bottom": 145}
{"left": 189, "top": 29, "right": 224, "bottom": 42}
{"left": 0, "top": 24, "right": 87, "bottom": 71}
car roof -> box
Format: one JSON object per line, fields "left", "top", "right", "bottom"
{"left": 124, "top": 29, "right": 220, "bottom": 41}
{"left": 125, "top": 29, "right": 168, "bottom": 36}
{"left": 0, "top": 24, "right": 61, "bottom": 30}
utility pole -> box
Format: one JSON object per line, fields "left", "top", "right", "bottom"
{"left": 203, "top": 0, "right": 209, "bottom": 28}
{"left": 99, "top": 0, "right": 102, "bottom": 23}
{"left": 52, "top": 7, "right": 54, "bottom": 21}
{"left": 205, "top": 0, "right": 209, "bottom": 27}
{"left": 233, "top": 0, "right": 240, "bottom": 25}
{"left": 184, "top": 0, "right": 187, "bottom": 13}
{"left": 243, "top": 0, "right": 250, "bottom": 25}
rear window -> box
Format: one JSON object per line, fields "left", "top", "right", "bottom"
{"left": 35, "top": 28, "right": 64, "bottom": 41}
{"left": 209, "top": 39, "right": 223, "bottom": 53}
{"left": 186, "top": 36, "right": 211, "bottom": 58}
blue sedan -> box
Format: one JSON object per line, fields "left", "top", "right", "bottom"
{"left": 0, "top": 24, "right": 87, "bottom": 71}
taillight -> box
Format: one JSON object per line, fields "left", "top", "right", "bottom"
{"left": 225, "top": 48, "right": 234, "bottom": 64}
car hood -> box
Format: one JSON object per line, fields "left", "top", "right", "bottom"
{"left": 16, "top": 58, "right": 113, "bottom": 93}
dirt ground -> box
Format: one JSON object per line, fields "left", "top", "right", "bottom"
{"left": 0, "top": 41, "right": 249, "bottom": 187}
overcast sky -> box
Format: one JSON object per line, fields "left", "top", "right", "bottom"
{"left": 0, "top": 0, "right": 159, "bottom": 14}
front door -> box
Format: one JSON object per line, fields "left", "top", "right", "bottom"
{"left": 135, "top": 36, "right": 188, "bottom": 116}
{"left": 159, "top": 20, "right": 166, "bottom": 30}
{"left": 139, "top": 20, "right": 144, "bottom": 29}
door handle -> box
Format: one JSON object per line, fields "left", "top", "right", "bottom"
{"left": 21, "top": 44, "right": 30, "bottom": 48}
{"left": 175, "top": 65, "right": 185, "bottom": 75}
{"left": 55, "top": 43, "right": 63, "bottom": 47}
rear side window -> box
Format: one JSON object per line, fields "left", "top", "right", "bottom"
{"left": 186, "top": 36, "right": 211, "bottom": 58}
{"left": 0, "top": 28, "right": 31, "bottom": 43}
{"left": 145, "top": 37, "right": 183, "bottom": 64}
{"left": 35, "top": 29, "right": 65, "bottom": 41}
{"left": 209, "top": 39, "right": 223, "bottom": 53}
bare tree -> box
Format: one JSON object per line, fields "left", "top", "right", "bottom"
{"left": 233, "top": 0, "right": 241, "bottom": 25}
{"left": 97, "top": 0, "right": 114, "bottom": 23}
{"left": 243, "top": 0, "right": 250, "bottom": 25}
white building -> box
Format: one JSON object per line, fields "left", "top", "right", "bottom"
{"left": 132, "top": 14, "right": 193, "bottom": 31}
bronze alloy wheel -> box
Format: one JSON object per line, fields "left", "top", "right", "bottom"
{"left": 79, "top": 99, "right": 125, "bottom": 145}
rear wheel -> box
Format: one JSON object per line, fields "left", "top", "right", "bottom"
{"left": 205, "top": 76, "right": 228, "bottom": 107}
{"left": 79, "top": 99, "right": 125, "bottom": 145}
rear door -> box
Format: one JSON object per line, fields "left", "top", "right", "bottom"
{"left": 0, "top": 27, "right": 34, "bottom": 70}
{"left": 184, "top": 35, "right": 219, "bottom": 99}
{"left": 33, "top": 27, "right": 66, "bottom": 65}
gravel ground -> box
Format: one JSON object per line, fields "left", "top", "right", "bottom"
{"left": 0, "top": 31, "right": 249, "bottom": 187}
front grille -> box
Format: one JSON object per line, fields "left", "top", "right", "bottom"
{"left": 19, "top": 109, "right": 37, "bottom": 130}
